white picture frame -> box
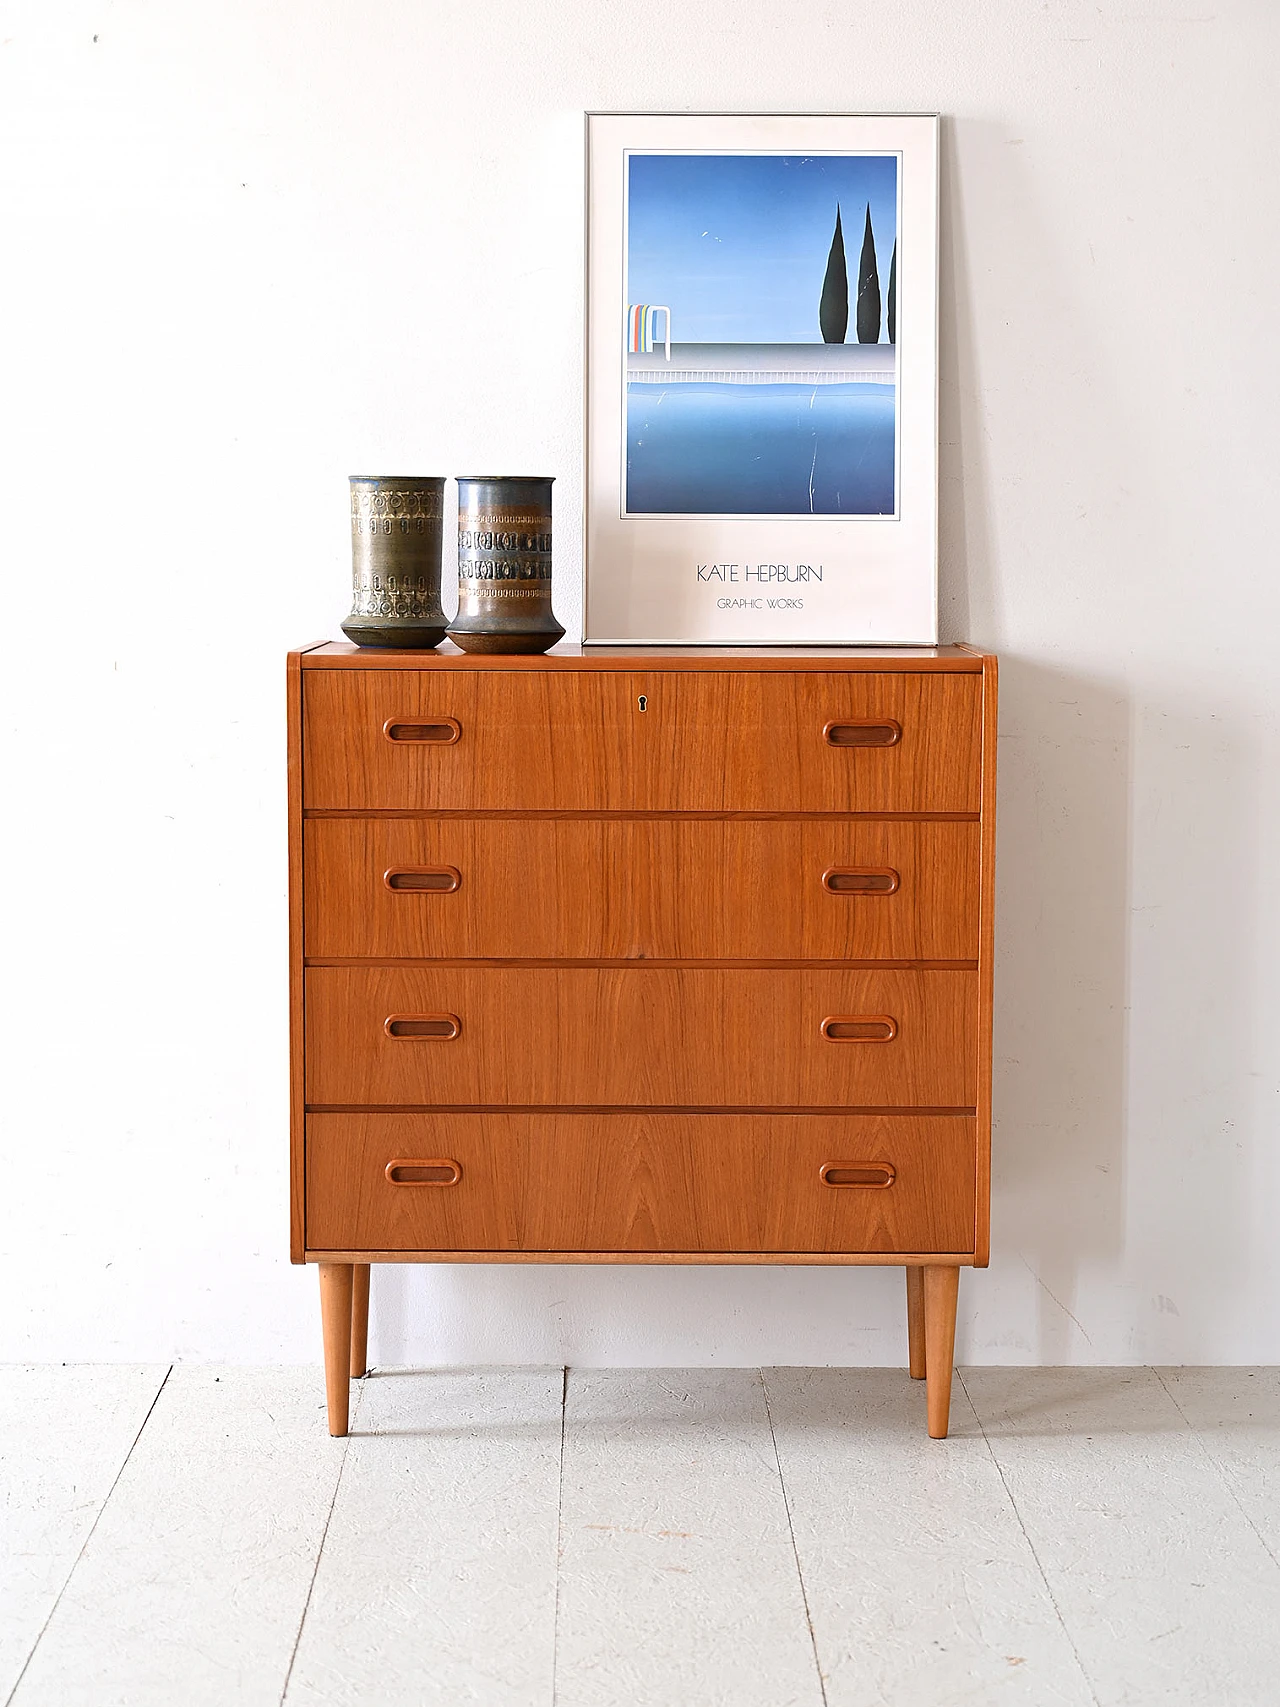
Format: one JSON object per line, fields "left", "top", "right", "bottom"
{"left": 584, "top": 111, "right": 939, "bottom": 645}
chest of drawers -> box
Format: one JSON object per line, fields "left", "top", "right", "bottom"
{"left": 288, "top": 642, "right": 997, "bottom": 1439}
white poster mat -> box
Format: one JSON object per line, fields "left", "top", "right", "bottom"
{"left": 585, "top": 112, "right": 938, "bottom": 645}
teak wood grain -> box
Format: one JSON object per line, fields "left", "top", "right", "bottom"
{"left": 974, "top": 650, "right": 998, "bottom": 1266}
{"left": 288, "top": 642, "right": 329, "bottom": 1262}
{"left": 349, "top": 1262, "right": 370, "bottom": 1378}
{"left": 303, "top": 966, "right": 978, "bottom": 1109}
{"left": 924, "top": 1264, "right": 961, "bottom": 1437}
{"left": 302, "top": 669, "right": 982, "bottom": 813}
{"left": 302, "top": 642, "right": 984, "bottom": 670}
{"left": 303, "top": 816, "right": 980, "bottom": 963}
{"left": 288, "top": 642, "right": 997, "bottom": 1440}
{"left": 306, "top": 1248, "right": 973, "bottom": 1265}
{"left": 906, "top": 1266, "right": 927, "bottom": 1378}
{"left": 318, "top": 1262, "right": 354, "bottom": 1435}
{"left": 305, "top": 1112, "right": 977, "bottom": 1254}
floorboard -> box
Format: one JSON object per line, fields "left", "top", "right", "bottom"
{"left": 765, "top": 1367, "right": 1095, "bottom": 1705}
{"left": 554, "top": 1368, "right": 823, "bottom": 1707}
{"left": 11, "top": 1365, "right": 1280, "bottom": 1706}
{"left": 1157, "top": 1367, "right": 1280, "bottom": 1564}
{"left": 282, "top": 1367, "right": 563, "bottom": 1707}
{"left": 9, "top": 1367, "right": 350, "bottom": 1707}
{"left": 961, "top": 1366, "right": 1280, "bottom": 1706}
{"left": 0, "top": 1364, "right": 169, "bottom": 1703}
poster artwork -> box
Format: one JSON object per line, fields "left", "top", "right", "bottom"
{"left": 624, "top": 153, "right": 899, "bottom": 519}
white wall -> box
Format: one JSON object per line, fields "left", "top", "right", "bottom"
{"left": 2, "top": 0, "right": 1277, "bottom": 1367}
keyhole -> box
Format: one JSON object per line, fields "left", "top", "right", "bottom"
{"left": 637, "top": 694, "right": 647, "bottom": 712}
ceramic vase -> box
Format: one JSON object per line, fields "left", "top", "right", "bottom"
{"left": 342, "top": 476, "right": 448, "bottom": 649}
{"left": 446, "top": 476, "right": 564, "bottom": 654}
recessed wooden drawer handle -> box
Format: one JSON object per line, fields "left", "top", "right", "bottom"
{"left": 823, "top": 718, "right": 902, "bottom": 748}
{"left": 384, "top": 1013, "right": 461, "bottom": 1040}
{"left": 385, "top": 1159, "right": 461, "bottom": 1186}
{"left": 820, "top": 1015, "right": 898, "bottom": 1042}
{"left": 384, "top": 866, "right": 462, "bottom": 893}
{"left": 820, "top": 1162, "right": 896, "bottom": 1189}
{"left": 382, "top": 717, "right": 461, "bottom": 744}
{"left": 822, "top": 867, "right": 900, "bottom": 895}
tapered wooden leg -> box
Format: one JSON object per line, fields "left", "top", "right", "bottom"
{"left": 923, "top": 1265, "right": 960, "bottom": 1439}
{"left": 350, "top": 1263, "right": 371, "bottom": 1379}
{"left": 318, "top": 1262, "right": 354, "bottom": 1436}
{"left": 906, "top": 1266, "right": 926, "bottom": 1379}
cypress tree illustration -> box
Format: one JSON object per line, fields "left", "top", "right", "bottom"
{"left": 886, "top": 238, "right": 897, "bottom": 345}
{"left": 856, "top": 203, "right": 882, "bottom": 343}
{"left": 818, "top": 204, "right": 848, "bottom": 344}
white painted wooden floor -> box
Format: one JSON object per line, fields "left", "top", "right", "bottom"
{"left": 4, "top": 1367, "right": 1280, "bottom": 1705}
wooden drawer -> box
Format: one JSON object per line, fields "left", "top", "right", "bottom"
{"left": 304, "top": 817, "right": 980, "bottom": 962}
{"left": 304, "top": 967, "right": 977, "bottom": 1107}
{"left": 305, "top": 1112, "right": 977, "bottom": 1253}
{"left": 302, "top": 669, "right": 981, "bottom": 812}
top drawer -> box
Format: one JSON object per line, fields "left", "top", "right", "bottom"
{"left": 302, "top": 669, "right": 982, "bottom": 812}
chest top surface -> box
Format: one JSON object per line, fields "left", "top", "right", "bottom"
{"left": 298, "top": 642, "right": 987, "bottom": 672}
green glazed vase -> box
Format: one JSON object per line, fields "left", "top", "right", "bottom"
{"left": 342, "top": 476, "right": 448, "bottom": 649}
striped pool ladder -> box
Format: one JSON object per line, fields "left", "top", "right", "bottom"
{"left": 626, "top": 304, "right": 671, "bottom": 361}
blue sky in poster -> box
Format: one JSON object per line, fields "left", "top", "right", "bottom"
{"left": 626, "top": 153, "right": 898, "bottom": 345}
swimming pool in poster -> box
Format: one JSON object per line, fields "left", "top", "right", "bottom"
{"left": 627, "top": 380, "right": 895, "bottom": 515}
{"left": 624, "top": 152, "right": 899, "bottom": 518}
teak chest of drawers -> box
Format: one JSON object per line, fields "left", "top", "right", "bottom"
{"left": 288, "top": 642, "right": 997, "bottom": 1439}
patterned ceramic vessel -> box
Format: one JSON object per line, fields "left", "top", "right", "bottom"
{"left": 342, "top": 476, "right": 448, "bottom": 649}
{"left": 446, "top": 476, "right": 564, "bottom": 654}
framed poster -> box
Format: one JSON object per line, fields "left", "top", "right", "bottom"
{"left": 584, "top": 112, "right": 939, "bottom": 645}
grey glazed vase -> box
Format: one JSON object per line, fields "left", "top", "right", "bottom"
{"left": 342, "top": 476, "right": 448, "bottom": 649}
{"left": 446, "top": 476, "right": 564, "bottom": 654}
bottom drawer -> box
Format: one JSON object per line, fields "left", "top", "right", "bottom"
{"left": 305, "top": 1113, "right": 976, "bottom": 1254}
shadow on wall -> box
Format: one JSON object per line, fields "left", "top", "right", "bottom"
{"left": 936, "top": 115, "right": 1259, "bottom": 1361}
{"left": 934, "top": 111, "right": 983, "bottom": 646}
{"left": 936, "top": 117, "right": 1136, "bottom": 1358}
{"left": 992, "top": 660, "right": 1130, "bottom": 1360}
{"left": 990, "top": 662, "right": 1258, "bottom": 1362}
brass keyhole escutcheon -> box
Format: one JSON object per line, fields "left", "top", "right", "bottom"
{"left": 637, "top": 694, "right": 647, "bottom": 712}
